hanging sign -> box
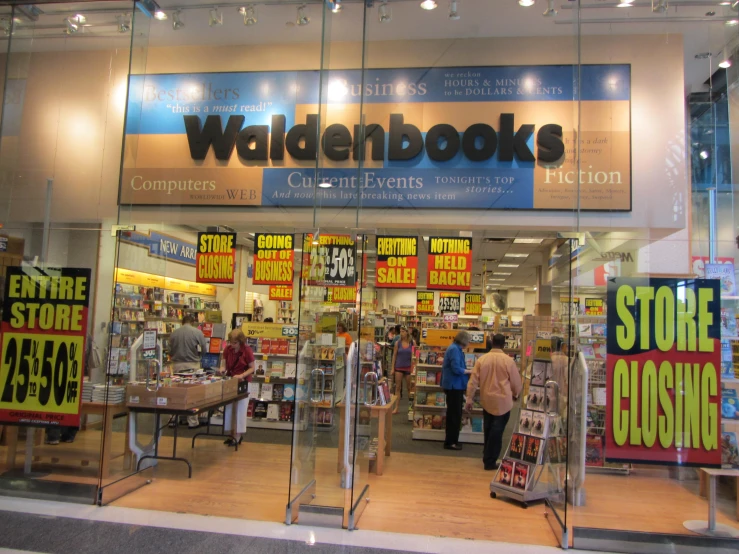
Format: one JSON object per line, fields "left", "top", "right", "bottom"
{"left": 417, "top": 291, "right": 435, "bottom": 314}
{"left": 705, "top": 262, "right": 737, "bottom": 296}
{"left": 439, "top": 292, "right": 461, "bottom": 313}
{"left": 464, "top": 293, "right": 483, "bottom": 316}
{"left": 242, "top": 322, "right": 298, "bottom": 339}
{"left": 0, "top": 267, "right": 91, "bottom": 427}
{"left": 375, "top": 236, "right": 418, "bottom": 289}
{"left": 584, "top": 298, "right": 604, "bottom": 316}
{"left": 269, "top": 285, "right": 293, "bottom": 301}
{"left": 142, "top": 329, "right": 157, "bottom": 360}
{"left": 443, "top": 313, "right": 459, "bottom": 323}
{"left": 303, "top": 234, "right": 356, "bottom": 287}
{"left": 196, "top": 232, "right": 236, "bottom": 284}
{"left": 606, "top": 277, "right": 721, "bottom": 467}
{"left": 323, "top": 286, "right": 356, "bottom": 305}
{"left": 253, "top": 233, "right": 294, "bottom": 285}
{"left": 427, "top": 237, "right": 472, "bottom": 291}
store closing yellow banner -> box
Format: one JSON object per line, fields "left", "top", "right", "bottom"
{"left": 196, "top": 232, "right": 236, "bottom": 284}
{"left": 115, "top": 268, "right": 216, "bottom": 295}
{"left": 464, "top": 293, "right": 483, "bottom": 316}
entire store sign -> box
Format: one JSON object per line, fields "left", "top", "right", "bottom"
{"left": 439, "top": 292, "right": 461, "bottom": 313}
{"left": 584, "top": 298, "right": 604, "bottom": 316}
{"left": 417, "top": 291, "right": 435, "bottom": 314}
{"left": 120, "top": 66, "right": 631, "bottom": 211}
{"left": 465, "top": 293, "right": 483, "bottom": 316}
{"left": 253, "top": 233, "right": 294, "bottom": 285}
{"left": 427, "top": 237, "right": 472, "bottom": 291}
{"left": 0, "top": 267, "right": 90, "bottom": 427}
{"left": 606, "top": 278, "right": 721, "bottom": 467}
{"left": 375, "top": 236, "right": 418, "bottom": 289}
{"left": 269, "top": 285, "right": 293, "bottom": 300}
{"left": 302, "top": 234, "right": 356, "bottom": 287}
{"left": 196, "top": 232, "right": 236, "bottom": 283}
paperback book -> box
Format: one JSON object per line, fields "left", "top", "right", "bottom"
{"left": 519, "top": 410, "right": 534, "bottom": 435}
{"left": 531, "top": 361, "right": 547, "bottom": 386}
{"left": 531, "top": 412, "right": 548, "bottom": 439}
{"left": 512, "top": 463, "right": 530, "bottom": 490}
{"left": 497, "top": 460, "right": 514, "bottom": 487}
{"left": 509, "top": 433, "right": 526, "bottom": 460}
{"left": 523, "top": 437, "right": 543, "bottom": 464}
{"left": 527, "top": 386, "right": 545, "bottom": 411}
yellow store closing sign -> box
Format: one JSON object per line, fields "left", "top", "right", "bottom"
{"left": 0, "top": 267, "right": 91, "bottom": 427}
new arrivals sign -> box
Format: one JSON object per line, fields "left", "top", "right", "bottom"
{"left": 606, "top": 278, "right": 721, "bottom": 467}
{"left": 120, "top": 66, "right": 631, "bottom": 211}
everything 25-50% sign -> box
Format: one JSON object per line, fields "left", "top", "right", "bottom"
{"left": 304, "top": 234, "right": 357, "bottom": 287}
{"left": 0, "top": 267, "right": 90, "bottom": 427}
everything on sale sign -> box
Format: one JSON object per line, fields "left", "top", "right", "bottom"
{"left": 417, "top": 291, "right": 435, "bottom": 314}
{"left": 375, "top": 236, "right": 418, "bottom": 289}
{"left": 606, "top": 277, "right": 721, "bottom": 467}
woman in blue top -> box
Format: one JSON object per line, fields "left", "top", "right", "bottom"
{"left": 441, "top": 331, "right": 471, "bottom": 450}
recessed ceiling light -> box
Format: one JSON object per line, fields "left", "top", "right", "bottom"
{"left": 499, "top": 264, "right": 520, "bottom": 268}
{"left": 420, "top": 0, "right": 437, "bottom": 10}
{"left": 491, "top": 278, "right": 506, "bottom": 282}
{"left": 318, "top": 181, "right": 333, "bottom": 188}
{"left": 518, "top": 0, "right": 535, "bottom": 6}
{"left": 493, "top": 272, "right": 512, "bottom": 276}
{"left": 513, "top": 238, "right": 543, "bottom": 244}
{"left": 505, "top": 253, "right": 529, "bottom": 258}
{"left": 154, "top": 10, "right": 168, "bottom": 20}
{"left": 727, "top": 19, "right": 739, "bottom": 26}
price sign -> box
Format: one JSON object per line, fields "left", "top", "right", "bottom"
{"left": 143, "top": 329, "right": 157, "bottom": 360}
{"left": 282, "top": 326, "right": 298, "bottom": 337}
{"left": 0, "top": 267, "right": 91, "bottom": 427}
{"left": 443, "top": 313, "right": 458, "bottom": 323}
{"left": 303, "top": 234, "right": 356, "bottom": 287}
{"left": 439, "top": 292, "right": 461, "bottom": 314}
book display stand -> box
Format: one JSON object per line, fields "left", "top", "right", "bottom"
{"left": 490, "top": 342, "right": 567, "bottom": 508}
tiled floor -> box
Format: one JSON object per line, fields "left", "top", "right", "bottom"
{"left": 0, "top": 497, "right": 582, "bottom": 554}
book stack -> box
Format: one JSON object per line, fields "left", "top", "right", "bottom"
{"left": 82, "top": 380, "right": 94, "bottom": 402}
{"left": 92, "top": 384, "right": 126, "bottom": 404}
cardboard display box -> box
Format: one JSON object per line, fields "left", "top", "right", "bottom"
{"left": 127, "top": 381, "right": 225, "bottom": 410}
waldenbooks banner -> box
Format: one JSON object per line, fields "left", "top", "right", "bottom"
{"left": 302, "top": 234, "right": 356, "bottom": 287}
{"left": 439, "top": 292, "right": 461, "bottom": 313}
{"left": 375, "top": 236, "right": 418, "bottom": 289}
{"left": 196, "top": 232, "right": 236, "bottom": 283}
{"left": 427, "top": 237, "right": 472, "bottom": 291}
{"left": 417, "top": 291, "right": 435, "bottom": 314}
{"left": 0, "top": 267, "right": 91, "bottom": 427}
{"left": 253, "top": 233, "right": 294, "bottom": 285}
{"left": 465, "top": 293, "right": 483, "bottom": 316}
{"left": 606, "top": 277, "right": 721, "bottom": 467}
{"left": 120, "top": 66, "right": 631, "bottom": 211}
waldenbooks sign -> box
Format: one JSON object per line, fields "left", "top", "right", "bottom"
{"left": 606, "top": 277, "right": 721, "bottom": 467}
{"left": 375, "top": 236, "right": 418, "bottom": 289}
{"left": 120, "top": 66, "right": 631, "bottom": 211}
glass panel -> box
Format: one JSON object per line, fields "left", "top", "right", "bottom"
{"left": 0, "top": 1, "right": 135, "bottom": 504}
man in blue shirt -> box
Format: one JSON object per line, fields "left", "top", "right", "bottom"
{"left": 441, "top": 331, "right": 471, "bottom": 450}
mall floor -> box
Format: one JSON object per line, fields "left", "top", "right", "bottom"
{"left": 0, "top": 399, "right": 737, "bottom": 548}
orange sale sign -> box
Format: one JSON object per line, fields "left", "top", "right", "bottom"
{"left": 375, "top": 236, "right": 418, "bottom": 289}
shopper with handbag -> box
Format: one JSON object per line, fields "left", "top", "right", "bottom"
{"left": 441, "top": 331, "right": 471, "bottom": 450}
{"left": 220, "top": 329, "right": 255, "bottom": 446}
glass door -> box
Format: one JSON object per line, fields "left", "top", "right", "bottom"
{"left": 287, "top": 232, "right": 363, "bottom": 528}
{"left": 543, "top": 237, "right": 577, "bottom": 547}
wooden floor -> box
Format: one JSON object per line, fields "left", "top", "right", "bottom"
{"left": 1, "top": 427, "right": 738, "bottom": 547}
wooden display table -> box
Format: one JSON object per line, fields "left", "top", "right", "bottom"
{"left": 684, "top": 468, "right": 739, "bottom": 538}
{"left": 3, "top": 401, "right": 131, "bottom": 478}
{"left": 337, "top": 395, "right": 398, "bottom": 476}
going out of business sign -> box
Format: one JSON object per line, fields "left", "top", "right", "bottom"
{"left": 606, "top": 278, "right": 721, "bottom": 467}
{"left": 121, "top": 65, "right": 631, "bottom": 211}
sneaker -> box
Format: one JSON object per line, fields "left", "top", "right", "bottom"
{"left": 484, "top": 463, "right": 499, "bottom": 471}
{"left": 45, "top": 439, "right": 60, "bottom": 445}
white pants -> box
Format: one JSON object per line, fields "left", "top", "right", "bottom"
{"left": 224, "top": 397, "right": 249, "bottom": 435}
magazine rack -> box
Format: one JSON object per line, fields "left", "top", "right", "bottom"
{"left": 490, "top": 341, "right": 567, "bottom": 508}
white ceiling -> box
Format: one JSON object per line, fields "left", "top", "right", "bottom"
{"left": 5, "top": 0, "right": 738, "bottom": 92}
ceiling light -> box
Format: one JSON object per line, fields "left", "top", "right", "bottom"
{"left": 420, "top": 0, "right": 438, "bottom": 10}
{"left": 543, "top": 0, "right": 557, "bottom": 17}
{"left": 312, "top": 231, "right": 320, "bottom": 245}
{"left": 449, "top": 0, "right": 460, "bottom": 19}
{"left": 239, "top": 5, "right": 257, "bottom": 25}
{"left": 73, "top": 14, "right": 86, "bottom": 24}
{"left": 519, "top": 0, "right": 535, "bottom": 6}
{"left": 499, "top": 264, "right": 520, "bottom": 268}
{"left": 699, "top": 150, "right": 710, "bottom": 160}
{"left": 534, "top": 286, "right": 538, "bottom": 291}
{"left": 379, "top": 0, "right": 391, "bottom": 22}
{"left": 493, "top": 272, "right": 512, "bottom": 276}
{"left": 172, "top": 10, "right": 185, "bottom": 30}
{"left": 513, "top": 238, "right": 543, "bottom": 244}
{"left": 317, "top": 181, "right": 333, "bottom": 188}
{"left": 719, "top": 48, "right": 733, "bottom": 68}
{"left": 209, "top": 7, "right": 223, "bottom": 26}
{"left": 296, "top": 5, "right": 310, "bottom": 25}
{"left": 505, "top": 253, "right": 529, "bottom": 258}
{"left": 64, "top": 17, "right": 78, "bottom": 34}
{"left": 653, "top": 0, "right": 667, "bottom": 14}
{"left": 617, "top": 0, "right": 634, "bottom": 6}
{"left": 727, "top": 19, "right": 739, "bottom": 26}
{"left": 117, "top": 14, "right": 131, "bottom": 32}
{"left": 154, "top": 10, "right": 168, "bottom": 20}
{"left": 329, "top": 1, "right": 342, "bottom": 14}
{"left": 491, "top": 278, "right": 506, "bottom": 282}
